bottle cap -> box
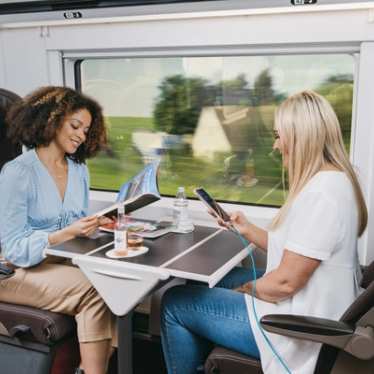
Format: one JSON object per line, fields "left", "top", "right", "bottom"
{"left": 118, "top": 204, "right": 125, "bottom": 214}
{"left": 177, "top": 186, "right": 185, "bottom": 193}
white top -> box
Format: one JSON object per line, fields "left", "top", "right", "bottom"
{"left": 246, "top": 171, "right": 363, "bottom": 374}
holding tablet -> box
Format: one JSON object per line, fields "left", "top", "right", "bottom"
{"left": 194, "top": 187, "right": 232, "bottom": 223}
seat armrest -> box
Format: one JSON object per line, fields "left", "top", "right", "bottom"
{"left": 0, "top": 302, "right": 76, "bottom": 345}
{"left": 261, "top": 314, "right": 374, "bottom": 360}
{"left": 261, "top": 314, "right": 354, "bottom": 338}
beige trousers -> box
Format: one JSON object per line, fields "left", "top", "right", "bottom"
{"left": 0, "top": 259, "right": 117, "bottom": 346}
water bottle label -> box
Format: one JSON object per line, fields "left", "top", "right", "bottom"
{"left": 173, "top": 206, "right": 180, "bottom": 222}
{"left": 114, "top": 230, "right": 127, "bottom": 250}
{"left": 173, "top": 188, "right": 194, "bottom": 233}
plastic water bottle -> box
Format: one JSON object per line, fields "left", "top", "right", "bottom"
{"left": 114, "top": 204, "right": 127, "bottom": 251}
{"left": 173, "top": 187, "right": 194, "bottom": 233}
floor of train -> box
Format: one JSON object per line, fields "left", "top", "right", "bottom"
{"left": 108, "top": 312, "right": 167, "bottom": 374}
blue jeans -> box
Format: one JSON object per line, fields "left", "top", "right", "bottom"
{"left": 161, "top": 267, "right": 264, "bottom": 374}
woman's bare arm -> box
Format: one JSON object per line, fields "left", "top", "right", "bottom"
{"left": 224, "top": 211, "right": 268, "bottom": 251}
{"left": 240, "top": 221, "right": 268, "bottom": 252}
{"left": 236, "top": 250, "right": 320, "bottom": 303}
{"left": 48, "top": 215, "right": 99, "bottom": 246}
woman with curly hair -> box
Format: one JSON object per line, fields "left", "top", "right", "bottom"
{"left": 0, "top": 86, "right": 116, "bottom": 374}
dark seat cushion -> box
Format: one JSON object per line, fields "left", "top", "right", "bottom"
{"left": 361, "top": 261, "right": 374, "bottom": 289}
{"left": 0, "top": 88, "right": 22, "bottom": 170}
{"left": 0, "top": 302, "right": 76, "bottom": 345}
{"left": 204, "top": 346, "right": 262, "bottom": 374}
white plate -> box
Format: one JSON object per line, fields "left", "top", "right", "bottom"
{"left": 99, "top": 222, "right": 156, "bottom": 233}
{"left": 99, "top": 225, "right": 173, "bottom": 239}
{"left": 105, "top": 246, "right": 149, "bottom": 259}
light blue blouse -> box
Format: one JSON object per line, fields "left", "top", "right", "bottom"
{"left": 0, "top": 149, "right": 89, "bottom": 268}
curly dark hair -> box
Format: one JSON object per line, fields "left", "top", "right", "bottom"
{"left": 6, "top": 86, "right": 107, "bottom": 163}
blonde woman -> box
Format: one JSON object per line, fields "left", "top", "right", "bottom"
{"left": 160, "top": 90, "right": 367, "bottom": 374}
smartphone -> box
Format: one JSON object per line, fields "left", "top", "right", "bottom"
{"left": 194, "top": 187, "right": 231, "bottom": 222}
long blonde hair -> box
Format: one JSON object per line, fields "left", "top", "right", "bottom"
{"left": 271, "top": 90, "right": 367, "bottom": 236}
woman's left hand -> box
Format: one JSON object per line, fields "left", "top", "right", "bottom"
{"left": 98, "top": 216, "right": 113, "bottom": 226}
{"left": 48, "top": 215, "right": 100, "bottom": 245}
{"left": 66, "top": 215, "right": 100, "bottom": 238}
{"left": 234, "top": 282, "right": 253, "bottom": 294}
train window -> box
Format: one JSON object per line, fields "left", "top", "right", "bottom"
{"left": 79, "top": 54, "right": 354, "bottom": 206}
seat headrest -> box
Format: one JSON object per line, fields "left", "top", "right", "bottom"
{"left": 0, "top": 88, "right": 21, "bottom": 126}
{"left": 0, "top": 88, "right": 22, "bottom": 171}
{"left": 0, "top": 88, "right": 20, "bottom": 109}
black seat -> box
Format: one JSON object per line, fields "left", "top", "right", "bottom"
{"left": 0, "top": 88, "right": 22, "bottom": 170}
{"left": 0, "top": 88, "right": 79, "bottom": 374}
{"left": 205, "top": 261, "right": 374, "bottom": 374}
{"left": 0, "top": 302, "right": 76, "bottom": 345}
